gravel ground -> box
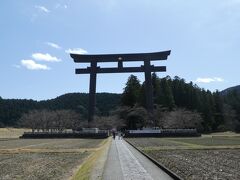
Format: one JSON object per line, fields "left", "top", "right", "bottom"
{"left": 145, "top": 149, "right": 240, "bottom": 180}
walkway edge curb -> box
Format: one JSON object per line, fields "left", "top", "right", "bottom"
{"left": 125, "top": 139, "right": 182, "bottom": 180}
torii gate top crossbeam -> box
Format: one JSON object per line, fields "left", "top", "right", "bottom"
{"left": 70, "top": 50, "right": 171, "bottom": 63}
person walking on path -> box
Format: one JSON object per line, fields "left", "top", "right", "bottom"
{"left": 112, "top": 131, "right": 116, "bottom": 140}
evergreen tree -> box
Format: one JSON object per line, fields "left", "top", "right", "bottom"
{"left": 159, "top": 77, "right": 175, "bottom": 110}
{"left": 121, "top": 75, "right": 141, "bottom": 107}
{"left": 223, "top": 89, "right": 240, "bottom": 132}
{"left": 212, "top": 90, "right": 224, "bottom": 130}
{"left": 201, "top": 90, "right": 215, "bottom": 131}
{"left": 172, "top": 76, "right": 186, "bottom": 107}
{"left": 138, "top": 82, "right": 146, "bottom": 107}
{"left": 151, "top": 73, "right": 164, "bottom": 105}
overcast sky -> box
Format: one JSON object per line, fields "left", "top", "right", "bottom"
{"left": 0, "top": 0, "right": 239, "bottom": 100}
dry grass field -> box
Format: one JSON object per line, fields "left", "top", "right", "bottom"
{"left": 0, "top": 129, "right": 107, "bottom": 180}
{"left": 127, "top": 133, "right": 240, "bottom": 180}
{"left": 0, "top": 128, "right": 31, "bottom": 139}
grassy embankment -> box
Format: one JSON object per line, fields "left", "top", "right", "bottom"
{"left": 72, "top": 137, "right": 111, "bottom": 180}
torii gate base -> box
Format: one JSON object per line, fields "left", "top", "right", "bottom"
{"left": 71, "top": 51, "right": 171, "bottom": 127}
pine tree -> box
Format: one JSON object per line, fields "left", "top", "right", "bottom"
{"left": 201, "top": 90, "right": 215, "bottom": 132}
{"left": 212, "top": 90, "right": 224, "bottom": 130}
{"left": 138, "top": 82, "right": 146, "bottom": 107}
{"left": 172, "top": 76, "right": 186, "bottom": 107}
{"left": 151, "top": 73, "right": 164, "bottom": 105}
{"left": 159, "top": 77, "right": 175, "bottom": 110}
{"left": 121, "top": 75, "right": 141, "bottom": 107}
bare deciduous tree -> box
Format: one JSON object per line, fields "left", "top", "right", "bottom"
{"left": 19, "top": 109, "right": 83, "bottom": 132}
{"left": 156, "top": 108, "right": 203, "bottom": 130}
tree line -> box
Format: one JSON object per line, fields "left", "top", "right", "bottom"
{"left": 0, "top": 74, "right": 239, "bottom": 132}
{"left": 121, "top": 74, "right": 240, "bottom": 132}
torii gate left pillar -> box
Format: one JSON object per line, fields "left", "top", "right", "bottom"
{"left": 89, "top": 61, "right": 97, "bottom": 122}
{"left": 70, "top": 51, "right": 171, "bottom": 127}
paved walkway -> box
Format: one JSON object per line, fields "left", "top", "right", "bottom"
{"left": 103, "top": 137, "right": 172, "bottom": 180}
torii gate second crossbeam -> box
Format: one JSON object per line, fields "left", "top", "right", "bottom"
{"left": 70, "top": 51, "right": 171, "bottom": 127}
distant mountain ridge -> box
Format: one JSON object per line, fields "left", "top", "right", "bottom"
{"left": 0, "top": 92, "right": 121, "bottom": 126}
{"left": 221, "top": 85, "right": 240, "bottom": 96}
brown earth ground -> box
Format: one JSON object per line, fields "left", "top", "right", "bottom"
{"left": 127, "top": 133, "right": 240, "bottom": 180}
{"left": 0, "top": 129, "right": 107, "bottom": 180}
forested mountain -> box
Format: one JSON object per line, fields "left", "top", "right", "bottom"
{"left": 221, "top": 85, "right": 240, "bottom": 96}
{"left": 0, "top": 93, "right": 121, "bottom": 127}
{"left": 1, "top": 75, "right": 239, "bottom": 132}
{"left": 221, "top": 86, "right": 240, "bottom": 132}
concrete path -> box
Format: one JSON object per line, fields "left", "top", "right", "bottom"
{"left": 103, "top": 137, "right": 172, "bottom": 180}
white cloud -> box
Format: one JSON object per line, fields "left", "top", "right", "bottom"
{"left": 35, "top": 5, "right": 50, "bottom": 13}
{"left": 65, "top": 48, "right": 88, "bottom": 54}
{"left": 213, "top": 77, "right": 224, "bottom": 82}
{"left": 46, "top": 42, "right": 61, "bottom": 49}
{"left": 195, "top": 77, "right": 224, "bottom": 83}
{"left": 32, "top": 53, "right": 61, "bottom": 62}
{"left": 21, "top": 60, "right": 50, "bottom": 70}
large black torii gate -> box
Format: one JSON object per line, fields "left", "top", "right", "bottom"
{"left": 70, "top": 50, "right": 171, "bottom": 126}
